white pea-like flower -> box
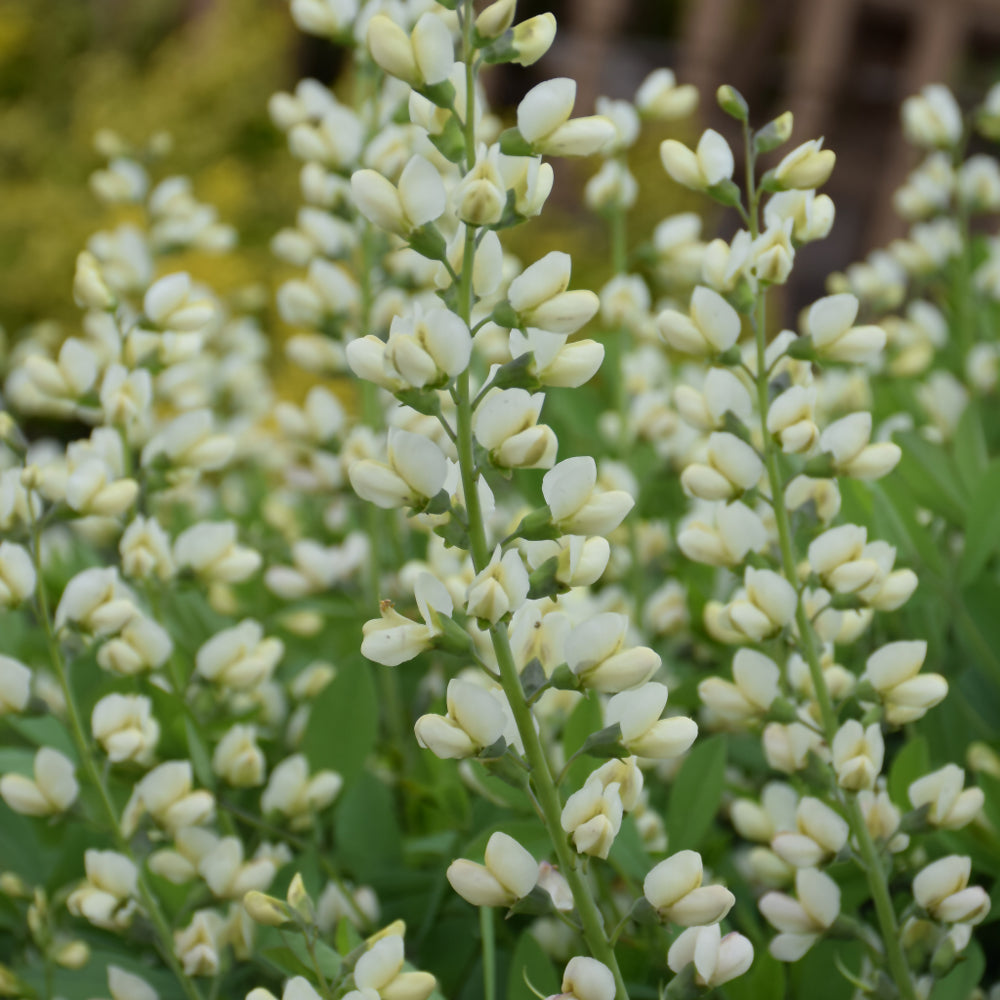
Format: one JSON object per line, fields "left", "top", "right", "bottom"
{"left": 349, "top": 428, "right": 448, "bottom": 510}
{"left": 565, "top": 612, "right": 659, "bottom": 693}
{"left": 674, "top": 368, "right": 753, "bottom": 432}
{"left": 354, "top": 932, "right": 437, "bottom": 1000}
{"left": 667, "top": 923, "right": 754, "bottom": 987}
{"left": 913, "top": 855, "right": 990, "bottom": 924}
{"left": 198, "top": 836, "right": 277, "bottom": 900}
{"left": 759, "top": 867, "right": 840, "bottom": 961}
{"left": 119, "top": 515, "right": 174, "bottom": 581}
{"left": 96, "top": 614, "right": 172, "bottom": 675}
{"left": 141, "top": 409, "right": 234, "bottom": 473}
{"left": 20, "top": 338, "right": 99, "bottom": 407}
{"left": 0, "top": 747, "right": 78, "bottom": 816}
{"left": 507, "top": 251, "right": 600, "bottom": 335}
{"left": 0, "top": 541, "right": 36, "bottom": 608}
{"left": 474, "top": 389, "right": 557, "bottom": 470}
{"left": 765, "top": 189, "right": 835, "bottom": 243}
{"left": 382, "top": 304, "right": 472, "bottom": 389}
{"left": 864, "top": 641, "right": 947, "bottom": 725}
{"left": 143, "top": 273, "right": 215, "bottom": 332}
{"left": 658, "top": 286, "right": 741, "bottom": 356}
{"left": 719, "top": 567, "right": 797, "bottom": 643}
{"left": 522, "top": 534, "right": 610, "bottom": 589}
{"left": 261, "top": 754, "right": 342, "bottom": 830}
{"left": 730, "top": 782, "right": 799, "bottom": 843}
{"left": 55, "top": 567, "right": 136, "bottom": 637}
{"left": 361, "top": 572, "right": 453, "bottom": 667}
{"left": 902, "top": 84, "right": 963, "bottom": 149}
{"left": 678, "top": 501, "right": 767, "bottom": 568}
{"left": 91, "top": 693, "right": 160, "bottom": 764}
{"left": 560, "top": 774, "right": 624, "bottom": 859}
{"left": 0, "top": 655, "right": 31, "bottom": 715}
{"left": 196, "top": 620, "right": 284, "bottom": 690}
{"left": 681, "top": 432, "right": 763, "bottom": 501}
{"left": 909, "top": 765, "right": 985, "bottom": 830}
{"left": 107, "top": 965, "right": 158, "bottom": 1000}
{"left": 660, "top": 129, "right": 734, "bottom": 190}
{"left": 636, "top": 68, "right": 699, "bottom": 120}
{"left": 643, "top": 850, "right": 735, "bottom": 926}
{"left": 465, "top": 547, "right": 530, "bottom": 624}
{"left": 67, "top": 849, "right": 138, "bottom": 930}
{"left": 132, "top": 761, "right": 215, "bottom": 834}
{"left": 771, "top": 797, "right": 849, "bottom": 868}
{"left": 212, "top": 724, "right": 266, "bottom": 787}
{"left": 605, "top": 682, "right": 697, "bottom": 759}
{"left": 350, "top": 154, "right": 447, "bottom": 238}
{"left": 516, "top": 78, "right": 616, "bottom": 158}
{"left": 174, "top": 521, "right": 262, "bottom": 583}
{"left": 698, "top": 648, "right": 781, "bottom": 723}
{"left": 414, "top": 678, "right": 507, "bottom": 760}
{"left": 366, "top": 13, "right": 454, "bottom": 89}
{"left": 806, "top": 293, "right": 885, "bottom": 363}
{"left": 831, "top": 720, "right": 884, "bottom": 790}
{"left": 819, "top": 412, "right": 900, "bottom": 480}
{"left": 446, "top": 832, "right": 538, "bottom": 907}
{"left": 542, "top": 456, "right": 634, "bottom": 537}
{"left": 771, "top": 139, "right": 835, "bottom": 190}
{"left": 762, "top": 721, "right": 825, "bottom": 774}
{"left": 558, "top": 957, "right": 616, "bottom": 1000}
{"left": 767, "top": 385, "right": 818, "bottom": 454}
{"left": 174, "top": 910, "right": 225, "bottom": 977}
{"left": 290, "top": 0, "right": 359, "bottom": 39}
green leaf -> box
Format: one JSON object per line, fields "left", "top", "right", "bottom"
{"left": 506, "top": 931, "right": 559, "bottom": 1000}
{"left": 5, "top": 715, "right": 77, "bottom": 761}
{"left": 958, "top": 460, "right": 1000, "bottom": 584}
{"left": 334, "top": 773, "right": 403, "bottom": 883}
{"left": 303, "top": 655, "right": 378, "bottom": 782}
{"left": 953, "top": 400, "right": 989, "bottom": 497}
{"left": 929, "top": 939, "right": 985, "bottom": 1000}
{"left": 184, "top": 715, "right": 214, "bottom": 790}
{"left": 887, "top": 735, "right": 929, "bottom": 809}
{"left": 866, "top": 477, "right": 946, "bottom": 575}
{"left": 895, "top": 432, "right": 967, "bottom": 524}
{"left": 667, "top": 735, "right": 726, "bottom": 852}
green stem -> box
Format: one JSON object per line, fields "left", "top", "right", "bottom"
{"left": 448, "top": 6, "right": 628, "bottom": 997}
{"left": 480, "top": 907, "right": 496, "bottom": 1000}
{"left": 29, "top": 522, "right": 205, "bottom": 1000}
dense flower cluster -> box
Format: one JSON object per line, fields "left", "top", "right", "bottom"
{"left": 0, "top": 3, "right": 995, "bottom": 1000}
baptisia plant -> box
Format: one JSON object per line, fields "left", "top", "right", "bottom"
{"left": 659, "top": 86, "right": 989, "bottom": 998}
{"left": 343, "top": 3, "right": 750, "bottom": 999}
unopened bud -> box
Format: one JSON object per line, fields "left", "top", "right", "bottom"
{"left": 243, "top": 890, "right": 292, "bottom": 927}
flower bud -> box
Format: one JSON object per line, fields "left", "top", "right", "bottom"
{"left": 909, "top": 765, "right": 984, "bottom": 830}
{"left": 606, "top": 682, "right": 697, "bottom": 759}
{"left": 0, "top": 747, "right": 78, "bottom": 816}
{"left": 559, "top": 957, "right": 616, "bottom": 1000}
{"left": 560, "top": 774, "right": 623, "bottom": 859}
{"left": 771, "top": 140, "right": 835, "bottom": 190}
{"left": 644, "top": 850, "right": 735, "bottom": 926}
{"left": 0, "top": 542, "right": 35, "bottom": 609}
{"left": 902, "top": 85, "right": 962, "bottom": 149}
{"left": 511, "top": 14, "right": 556, "bottom": 66}
{"left": 475, "top": 0, "right": 516, "bottom": 38}
{"left": 661, "top": 130, "right": 734, "bottom": 190}
{"left": 668, "top": 924, "right": 754, "bottom": 987}
{"left": 446, "top": 832, "right": 538, "bottom": 907}
{"left": 415, "top": 678, "right": 507, "bottom": 759}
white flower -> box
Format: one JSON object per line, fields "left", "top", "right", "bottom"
{"left": 0, "top": 541, "right": 36, "bottom": 608}
{"left": 909, "top": 765, "right": 985, "bottom": 830}
{"left": 351, "top": 155, "right": 447, "bottom": 238}
{"left": 415, "top": 678, "right": 507, "bottom": 759}
{"left": 474, "top": 389, "right": 557, "bottom": 470}
{"left": 560, "top": 774, "right": 624, "bottom": 859}
{"left": 361, "top": 572, "right": 453, "bottom": 667}
{"left": 605, "top": 682, "right": 697, "bottom": 758}
{"left": 660, "top": 130, "right": 734, "bottom": 190}
{"left": 174, "top": 522, "right": 261, "bottom": 583}
{"left": 667, "top": 924, "right": 754, "bottom": 987}
{"left": 55, "top": 567, "right": 136, "bottom": 637}
{"left": 507, "top": 251, "right": 599, "bottom": 335}
{"left": 143, "top": 273, "right": 215, "bottom": 332}
{"left": 542, "top": 457, "right": 634, "bottom": 536}
{"left": 658, "top": 286, "right": 741, "bottom": 356}
{"left": 366, "top": 13, "right": 454, "bottom": 88}
{"left": 67, "top": 850, "right": 137, "bottom": 930}
{"left": 902, "top": 84, "right": 963, "bottom": 149}
{"left": 559, "top": 957, "right": 616, "bottom": 1000}
{"left": 133, "top": 761, "right": 215, "bottom": 834}
{"left": 760, "top": 868, "right": 840, "bottom": 961}
{"left": 91, "top": 693, "right": 160, "bottom": 764}
{"left": 913, "top": 856, "right": 990, "bottom": 924}
{"left": 517, "top": 78, "right": 616, "bottom": 157}
{"left": 565, "top": 613, "right": 659, "bottom": 693}
{"left": 772, "top": 797, "right": 849, "bottom": 868}
{"left": 261, "top": 755, "right": 342, "bottom": 830}
{"left": 349, "top": 428, "right": 448, "bottom": 510}
{"left": 644, "top": 850, "right": 735, "bottom": 926}
{"left": 864, "top": 641, "right": 947, "bottom": 725}
{"left": 831, "top": 721, "right": 884, "bottom": 790}
{"left": 446, "top": 832, "right": 538, "bottom": 907}
{"left": 196, "top": 620, "right": 284, "bottom": 690}
{"left": 212, "top": 724, "right": 266, "bottom": 787}
{"left": 0, "top": 747, "right": 78, "bottom": 816}
{"left": 698, "top": 648, "right": 781, "bottom": 723}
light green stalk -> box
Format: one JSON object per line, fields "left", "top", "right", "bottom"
{"left": 742, "top": 122, "right": 918, "bottom": 1000}
{"left": 448, "top": 5, "right": 629, "bottom": 997}
{"left": 29, "top": 518, "right": 205, "bottom": 1000}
